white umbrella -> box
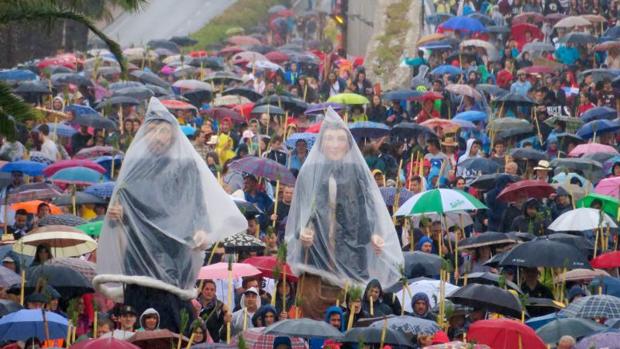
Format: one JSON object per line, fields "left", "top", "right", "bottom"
{"left": 554, "top": 16, "right": 592, "bottom": 29}
{"left": 410, "top": 212, "right": 474, "bottom": 228}
{"left": 548, "top": 208, "right": 617, "bottom": 232}
{"left": 396, "top": 279, "right": 459, "bottom": 312}
{"left": 247, "top": 60, "right": 283, "bottom": 71}
{"left": 460, "top": 39, "right": 499, "bottom": 62}
{"left": 12, "top": 225, "right": 97, "bottom": 257}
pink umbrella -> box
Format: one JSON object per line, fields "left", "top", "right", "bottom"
{"left": 569, "top": 143, "right": 619, "bottom": 157}
{"left": 197, "top": 262, "right": 261, "bottom": 280}
{"left": 595, "top": 176, "right": 620, "bottom": 198}
{"left": 43, "top": 159, "right": 107, "bottom": 177}
{"left": 232, "top": 51, "right": 268, "bottom": 65}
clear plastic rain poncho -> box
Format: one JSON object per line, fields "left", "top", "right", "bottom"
{"left": 94, "top": 98, "right": 248, "bottom": 300}
{"left": 285, "top": 107, "right": 404, "bottom": 287}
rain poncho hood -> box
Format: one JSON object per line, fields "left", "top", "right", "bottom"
{"left": 411, "top": 292, "right": 432, "bottom": 318}
{"left": 325, "top": 305, "right": 345, "bottom": 332}
{"left": 94, "top": 98, "right": 247, "bottom": 301}
{"left": 138, "top": 308, "right": 160, "bottom": 330}
{"left": 285, "top": 107, "right": 403, "bottom": 287}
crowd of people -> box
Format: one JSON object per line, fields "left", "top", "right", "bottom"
{"left": 1, "top": 0, "right": 620, "bottom": 348}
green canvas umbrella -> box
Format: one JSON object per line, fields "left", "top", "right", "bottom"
{"left": 327, "top": 92, "right": 370, "bottom": 105}
{"left": 76, "top": 220, "right": 103, "bottom": 237}
{"left": 395, "top": 189, "right": 487, "bottom": 216}
{"left": 578, "top": 193, "right": 619, "bottom": 219}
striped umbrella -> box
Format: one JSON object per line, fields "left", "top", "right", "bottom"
{"left": 42, "top": 159, "right": 106, "bottom": 177}
{"left": 395, "top": 189, "right": 487, "bottom": 216}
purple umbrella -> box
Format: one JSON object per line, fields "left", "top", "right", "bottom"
{"left": 304, "top": 102, "right": 345, "bottom": 115}
{"left": 576, "top": 332, "right": 620, "bottom": 349}
{"left": 229, "top": 156, "right": 296, "bottom": 185}
{"left": 7, "top": 182, "right": 64, "bottom": 204}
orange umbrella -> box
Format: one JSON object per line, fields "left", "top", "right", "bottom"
{"left": 417, "top": 33, "right": 446, "bottom": 46}
{"left": 159, "top": 99, "right": 197, "bottom": 111}
{"left": 11, "top": 200, "right": 62, "bottom": 215}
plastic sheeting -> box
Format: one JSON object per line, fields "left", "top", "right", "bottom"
{"left": 285, "top": 107, "right": 404, "bottom": 287}
{"left": 94, "top": 97, "right": 247, "bottom": 300}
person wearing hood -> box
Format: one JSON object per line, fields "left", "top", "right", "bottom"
{"left": 257, "top": 304, "right": 280, "bottom": 327}
{"left": 274, "top": 336, "right": 293, "bottom": 349}
{"left": 361, "top": 279, "right": 393, "bottom": 317}
{"left": 274, "top": 280, "right": 295, "bottom": 317}
{"left": 229, "top": 287, "right": 261, "bottom": 335}
{"left": 409, "top": 292, "right": 436, "bottom": 321}
{"left": 485, "top": 174, "right": 515, "bottom": 232}
{"left": 511, "top": 198, "right": 550, "bottom": 236}
{"left": 309, "top": 305, "right": 345, "bottom": 349}
{"left": 138, "top": 308, "right": 160, "bottom": 331}
{"left": 416, "top": 236, "right": 434, "bottom": 253}
{"left": 456, "top": 139, "right": 482, "bottom": 179}
{"left": 550, "top": 187, "right": 572, "bottom": 219}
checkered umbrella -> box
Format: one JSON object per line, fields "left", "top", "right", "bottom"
{"left": 380, "top": 187, "right": 414, "bottom": 206}
{"left": 559, "top": 295, "right": 620, "bottom": 319}
{"left": 235, "top": 327, "right": 306, "bottom": 349}
{"left": 229, "top": 156, "right": 295, "bottom": 185}
{"left": 38, "top": 214, "right": 87, "bottom": 227}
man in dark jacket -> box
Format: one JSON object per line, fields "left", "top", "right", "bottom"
{"left": 362, "top": 279, "right": 393, "bottom": 317}
{"left": 511, "top": 198, "right": 551, "bottom": 235}
{"left": 409, "top": 292, "right": 437, "bottom": 321}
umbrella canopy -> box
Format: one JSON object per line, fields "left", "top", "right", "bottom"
{"left": 52, "top": 192, "right": 106, "bottom": 206}
{"left": 228, "top": 156, "right": 295, "bottom": 185}
{"left": 403, "top": 251, "right": 443, "bottom": 278}
{"left": 548, "top": 207, "right": 617, "bottom": 232}
{"left": 0, "top": 309, "right": 68, "bottom": 342}
{"left": 560, "top": 295, "right": 620, "bottom": 319}
{"left": 25, "top": 264, "right": 93, "bottom": 299}
{"left": 383, "top": 89, "right": 423, "bottom": 101}
{"left": 464, "top": 272, "right": 522, "bottom": 293}
{"left": 327, "top": 93, "right": 370, "bottom": 105}
{"left": 0, "top": 266, "right": 20, "bottom": 289}
{"left": 440, "top": 16, "right": 487, "bottom": 32}
{"left": 71, "top": 337, "right": 140, "bottom": 349}
{"left": 458, "top": 157, "right": 500, "bottom": 175}
{"left": 469, "top": 173, "right": 520, "bottom": 191}
{"left": 577, "top": 119, "right": 620, "bottom": 139}
{"left": 554, "top": 268, "right": 608, "bottom": 282}
{"left": 457, "top": 232, "right": 517, "bottom": 250}
{"left": 379, "top": 187, "right": 414, "bottom": 206}
{"left": 468, "top": 319, "right": 546, "bottom": 349}
{"left": 251, "top": 104, "right": 285, "bottom": 115}
{"left": 559, "top": 32, "right": 598, "bottom": 45}
{"left": 6, "top": 182, "right": 63, "bottom": 204}
{"left": 11, "top": 200, "right": 62, "bottom": 215}
{"left": 236, "top": 327, "right": 306, "bottom": 349}
{"left": 50, "top": 166, "right": 106, "bottom": 186}
{"left": 500, "top": 238, "right": 590, "bottom": 269}
{"left": 396, "top": 279, "right": 459, "bottom": 311}
{"left": 341, "top": 327, "right": 413, "bottom": 347}
{"left": 0, "top": 300, "right": 22, "bottom": 317}
{"left": 577, "top": 332, "right": 620, "bottom": 349}
{"left": 591, "top": 251, "right": 620, "bottom": 269}
{"left": 48, "top": 257, "right": 96, "bottom": 282}
{"left": 76, "top": 220, "right": 103, "bottom": 238}
{"left": 43, "top": 159, "right": 106, "bottom": 177}
{"left": 223, "top": 87, "right": 263, "bottom": 102}
{"left": 84, "top": 181, "right": 115, "bottom": 200}
{"left": 1, "top": 160, "right": 47, "bottom": 176}
{"left": 368, "top": 315, "right": 440, "bottom": 338}
{"left": 14, "top": 225, "right": 97, "bottom": 257}
{"left": 536, "top": 317, "right": 605, "bottom": 344}
{"left": 130, "top": 70, "right": 170, "bottom": 88}
{"left": 454, "top": 111, "right": 487, "bottom": 122}
{"left": 391, "top": 122, "right": 437, "bottom": 139}
{"left": 222, "top": 232, "right": 266, "bottom": 253}
{"left": 128, "top": 329, "right": 188, "bottom": 349}
{"left": 448, "top": 284, "right": 523, "bottom": 318}
{"left": 577, "top": 193, "right": 620, "bottom": 218}
{"left": 510, "top": 148, "right": 549, "bottom": 161}
{"left": 197, "top": 262, "right": 261, "bottom": 280}
{"left": 445, "top": 84, "right": 483, "bottom": 100}
{"left": 243, "top": 255, "right": 296, "bottom": 282}
{"left": 349, "top": 121, "right": 391, "bottom": 139}
{"left": 396, "top": 189, "right": 487, "bottom": 216}
{"left": 554, "top": 15, "right": 592, "bottom": 28}
{"left": 581, "top": 106, "right": 617, "bottom": 123}
{"left": 497, "top": 180, "right": 555, "bottom": 202}
{"left": 265, "top": 318, "right": 343, "bottom": 339}
{"left": 569, "top": 143, "right": 618, "bottom": 157}
{"left": 74, "top": 146, "right": 121, "bottom": 160}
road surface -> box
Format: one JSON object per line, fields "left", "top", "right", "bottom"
{"left": 103, "top": 0, "right": 236, "bottom": 47}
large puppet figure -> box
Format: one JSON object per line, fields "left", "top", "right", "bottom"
{"left": 94, "top": 98, "right": 247, "bottom": 331}
{"left": 285, "top": 107, "right": 403, "bottom": 319}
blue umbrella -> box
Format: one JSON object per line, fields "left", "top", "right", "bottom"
{"left": 426, "top": 13, "right": 453, "bottom": 25}
{"left": 65, "top": 104, "right": 99, "bottom": 117}
{"left": 452, "top": 119, "right": 477, "bottom": 129}
{"left": 0, "top": 309, "right": 68, "bottom": 341}
{"left": 0, "top": 266, "right": 20, "bottom": 289}
{"left": 454, "top": 111, "right": 487, "bottom": 122}
{"left": 577, "top": 119, "right": 620, "bottom": 139}
{"left": 581, "top": 106, "right": 617, "bottom": 123}
{"left": 94, "top": 156, "right": 123, "bottom": 176}
{"left": 50, "top": 167, "right": 106, "bottom": 185}
{"left": 552, "top": 172, "right": 588, "bottom": 186}
{"left": 419, "top": 43, "right": 454, "bottom": 50}
{"left": 380, "top": 187, "right": 414, "bottom": 206}
{"left": 440, "top": 16, "right": 487, "bottom": 32}
{"left": 0, "top": 69, "right": 37, "bottom": 81}
{"left": 458, "top": 157, "right": 500, "bottom": 174}
{"left": 285, "top": 133, "right": 316, "bottom": 149}
{"left": 605, "top": 26, "right": 620, "bottom": 39}
{"left": 526, "top": 313, "right": 560, "bottom": 330}
{"left": 368, "top": 315, "right": 440, "bottom": 336}
{"left": 1, "top": 161, "right": 46, "bottom": 176}
{"left": 84, "top": 181, "right": 115, "bottom": 199}
{"left": 431, "top": 64, "right": 463, "bottom": 76}
{"left": 383, "top": 89, "right": 423, "bottom": 101}
{"left": 42, "top": 123, "right": 76, "bottom": 138}
{"left": 180, "top": 124, "right": 196, "bottom": 137}
{"left": 349, "top": 121, "right": 391, "bottom": 139}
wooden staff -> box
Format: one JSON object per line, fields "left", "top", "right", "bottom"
{"left": 185, "top": 333, "right": 197, "bottom": 349}
{"left": 93, "top": 311, "right": 98, "bottom": 338}
{"left": 226, "top": 263, "right": 233, "bottom": 344}
{"left": 272, "top": 180, "right": 281, "bottom": 228}
{"left": 532, "top": 108, "right": 543, "bottom": 147}
{"left": 438, "top": 269, "right": 446, "bottom": 328}
{"left": 20, "top": 269, "right": 25, "bottom": 306}
{"left": 342, "top": 281, "right": 349, "bottom": 307}
{"left": 369, "top": 296, "right": 374, "bottom": 316}
{"left": 407, "top": 152, "right": 415, "bottom": 190}
{"left": 65, "top": 324, "right": 71, "bottom": 347}
{"left": 594, "top": 227, "right": 600, "bottom": 258}
{"left": 347, "top": 301, "right": 355, "bottom": 330}
{"left": 456, "top": 215, "right": 463, "bottom": 280}
{"left": 379, "top": 318, "right": 388, "bottom": 349}
{"left": 243, "top": 307, "right": 248, "bottom": 331}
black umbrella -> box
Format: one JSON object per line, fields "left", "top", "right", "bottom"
{"left": 147, "top": 39, "right": 180, "bottom": 53}
{"left": 0, "top": 300, "right": 22, "bottom": 317}
{"left": 341, "top": 327, "right": 413, "bottom": 347}
{"left": 457, "top": 232, "right": 517, "bottom": 250}
{"left": 75, "top": 114, "right": 117, "bottom": 130}
{"left": 383, "top": 89, "right": 423, "bottom": 101}
{"left": 559, "top": 32, "right": 598, "bottom": 45}
{"left": 547, "top": 233, "right": 593, "bottom": 252}
{"left": 223, "top": 87, "right": 263, "bottom": 101}
{"left": 458, "top": 157, "right": 500, "bottom": 174}
{"left": 463, "top": 272, "right": 522, "bottom": 293}
{"left": 448, "top": 283, "right": 524, "bottom": 318}
{"left": 476, "top": 84, "right": 508, "bottom": 97}
{"left": 578, "top": 68, "right": 620, "bottom": 83}
{"left": 403, "top": 251, "right": 442, "bottom": 278}
{"left": 265, "top": 318, "right": 343, "bottom": 339}
{"left": 255, "top": 95, "right": 307, "bottom": 113}
{"left": 38, "top": 214, "right": 87, "bottom": 227}
{"left": 188, "top": 56, "right": 225, "bottom": 70}
{"left": 183, "top": 90, "right": 212, "bottom": 107}
{"left": 130, "top": 70, "right": 170, "bottom": 88}
{"left": 499, "top": 238, "right": 591, "bottom": 269}
{"left": 26, "top": 264, "right": 94, "bottom": 300}
{"left": 536, "top": 318, "right": 606, "bottom": 345}
{"left": 52, "top": 192, "right": 106, "bottom": 206}
{"left": 251, "top": 104, "right": 285, "bottom": 115}
{"left": 497, "top": 92, "right": 536, "bottom": 104}
{"left": 469, "top": 173, "right": 520, "bottom": 191}
{"left": 113, "top": 85, "right": 155, "bottom": 101}
{"left": 204, "top": 72, "right": 243, "bottom": 85}
{"left": 95, "top": 96, "right": 140, "bottom": 108}
{"left": 51, "top": 73, "right": 92, "bottom": 87}
{"left": 109, "top": 81, "right": 144, "bottom": 91}
{"left": 487, "top": 25, "right": 511, "bottom": 33}
{"left": 550, "top": 158, "right": 603, "bottom": 172}
{"left": 49, "top": 66, "right": 74, "bottom": 74}
{"left": 391, "top": 122, "right": 437, "bottom": 139}
{"left": 510, "top": 148, "right": 549, "bottom": 161}
{"left": 483, "top": 250, "right": 508, "bottom": 268}
{"left": 13, "top": 81, "right": 51, "bottom": 94}
{"left": 222, "top": 232, "right": 265, "bottom": 253}
{"left": 582, "top": 151, "right": 617, "bottom": 164}
{"left": 170, "top": 35, "right": 198, "bottom": 47}
{"left": 145, "top": 84, "right": 173, "bottom": 97}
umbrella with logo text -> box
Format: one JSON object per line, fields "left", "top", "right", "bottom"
{"left": 396, "top": 189, "right": 487, "bottom": 216}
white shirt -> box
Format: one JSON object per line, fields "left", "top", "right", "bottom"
{"left": 40, "top": 138, "right": 59, "bottom": 160}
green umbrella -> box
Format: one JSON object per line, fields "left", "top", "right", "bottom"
{"left": 577, "top": 193, "right": 619, "bottom": 219}
{"left": 327, "top": 93, "right": 370, "bottom": 105}
{"left": 76, "top": 220, "right": 103, "bottom": 237}
{"left": 395, "top": 189, "right": 487, "bottom": 216}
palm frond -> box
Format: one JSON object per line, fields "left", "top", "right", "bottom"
{"left": 0, "top": 80, "right": 37, "bottom": 140}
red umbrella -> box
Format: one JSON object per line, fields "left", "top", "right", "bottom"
{"left": 232, "top": 102, "right": 255, "bottom": 118}
{"left": 468, "top": 319, "right": 546, "bottom": 349}
{"left": 70, "top": 337, "right": 140, "bottom": 349}
{"left": 512, "top": 12, "right": 544, "bottom": 24}
{"left": 201, "top": 107, "right": 245, "bottom": 123}
{"left": 591, "top": 251, "right": 620, "bottom": 269}
{"left": 159, "top": 99, "right": 197, "bottom": 111}
{"left": 73, "top": 146, "right": 120, "bottom": 160}
{"left": 128, "top": 329, "right": 188, "bottom": 349}
{"left": 243, "top": 255, "right": 298, "bottom": 282}
{"left": 497, "top": 180, "right": 555, "bottom": 202}
{"left": 522, "top": 65, "right": 555, "bottom": 75}
{"left": 265, "top": 51, "right": 290, "bottom": 64}
{"left": 189, "top": 50, "right": 208, "bottom": 57}
{"left": 43, "top": 159, "right": 106, "bottom": 177}
{"left": 306, "top": 122, "right": 322, "bottom": 134}
{"left": 511, "top": 23, "right": 544, "bottom": 50}
{"left": 227, "top": 35, "right": 262, "bottom": 46}
{"left": 544, "top": 13, "right": 567, "bottom": 23}
{"left": 217, "top": 45, "right": 245, "bottom": 56}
